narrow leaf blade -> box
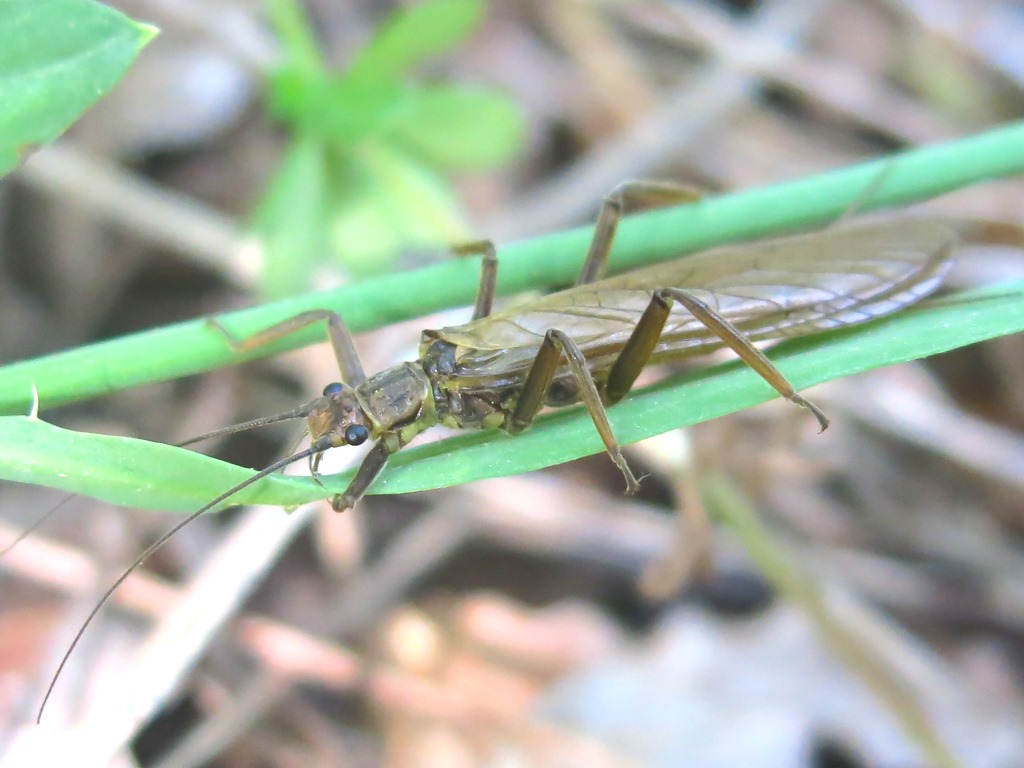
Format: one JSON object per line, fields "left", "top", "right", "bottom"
{"left": 2, "top": 282, "right": 1020, "bottom": 512}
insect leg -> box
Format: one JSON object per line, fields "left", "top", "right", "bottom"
{"left": 331, "top": 439, "right": 393, "bottom": 512}
{"left": 453, "top": 240, "right": 499, "bottom": 320}
{"left": 510, "top": 329, "right": 640, "bottom": 493}
{"left": 605, "top": 288, "right": 829, "bottom": 431}
{"left": 576, "top": 181, "right": 704, "bottom": 286}
{"left": 209, "top": 309, "right": 367, "bottom": 385}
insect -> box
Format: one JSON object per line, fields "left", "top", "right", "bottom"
{"left": 38, "top": 181, "right": 960, "bottom": 718}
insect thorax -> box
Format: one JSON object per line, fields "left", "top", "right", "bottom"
{"left": 420, "top": 339, "right": 510, "bottom": 432}
{"left": 353, "top": 362, "right": 438, "bottom": 441}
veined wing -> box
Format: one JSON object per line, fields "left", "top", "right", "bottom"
{"left": 432, "top": 218, "right": 958, "bottom": 378}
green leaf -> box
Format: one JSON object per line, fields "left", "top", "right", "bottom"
{"left": 2, "top": 121, "right": 1024, "bottom": 413}
{"left": 318, "top": 77, "right": 404, "bottom": 142}
{"left": 328, "top": 141, "right": 468, "bottom": 275}
{"left": 0, "top": 0, "right": 157, "bottom": 176}
{"left": 251, "top": 135, "right": 330, "bottom": 297}
{"left": 270, "top": 71, "right": 407, "bottom": 143}
{"left": 0, "top": 416, "right": 311, "bottom": 513}
{"left": 346, "top": 0, "right": 485, "bottom": 84}
{"left": 2, "top": 280, "right": 1021, "bottom": 512}
{"left": 268, "top": 70, "right": 400, "bottom": 143}
{"left": 264, "top": 0, "right": 322, "bottom": 76}
{"left": 383, "top": 85, "right": 524, "bottom": 170}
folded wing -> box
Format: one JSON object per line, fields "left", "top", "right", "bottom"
{"left": 433, "top": 218, "right": 957, "bottom": 378}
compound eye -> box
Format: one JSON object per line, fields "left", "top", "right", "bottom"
{"left": 344, "top": 424, "right": 369, "bottom": 446}
{"left": 322, "top": 382, "right": 344, "bottom": 397}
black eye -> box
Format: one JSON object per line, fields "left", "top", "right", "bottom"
{"left": 323, "top": 382, "right": 344, "bottom": 396}
{"left": 344, "top": 424, "right": 369, "bottom": 446}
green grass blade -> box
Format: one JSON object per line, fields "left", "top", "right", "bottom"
{"left": 2, "top": 280, "right": 1021, "bottom": 512}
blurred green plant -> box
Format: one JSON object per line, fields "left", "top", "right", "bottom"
{"left": 0, "top": 0, "right": 156, "bottom": 176}
{"left": 255, "top": 0, "right": 524, "bottom": 296}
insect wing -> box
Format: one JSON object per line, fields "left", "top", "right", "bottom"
{"left": 435, "top": 219, "right": 957, "bottom": 378}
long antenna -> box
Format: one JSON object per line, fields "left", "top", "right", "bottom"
{"left": 0, "top": 493, "right": 79, "bottom": 558}
{"left": 176, "top": 404, "right": 315, "bottom": 447}
{"left": 37, "top": 436, "right": 331, "bottom": 723}
{"left": 1, "top": 406, "right": 314, "bottom": 560}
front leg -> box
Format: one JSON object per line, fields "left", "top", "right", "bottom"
{"left": 209, "top": 309, "right": 367, "bottom": 386}
{"left": 330, "top": 439, "right": 393, "bottom": 511}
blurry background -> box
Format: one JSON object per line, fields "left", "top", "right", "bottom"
{"left": 2, "top": 0, "right": 1024, "bottom": 766}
